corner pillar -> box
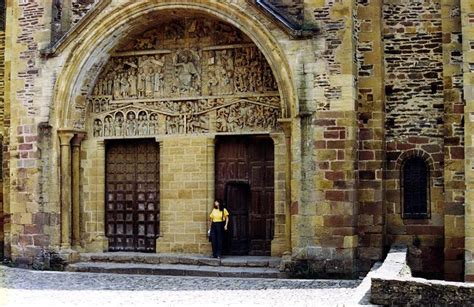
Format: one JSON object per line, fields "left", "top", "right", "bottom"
{"left": 271, "top": 120, "right": 292, "bottom": 256}
{"left": 71, "top": 132, "right": 86, "bottom": 248}
{"left": 58, "top": 129, "right": 75, "bottom": 250}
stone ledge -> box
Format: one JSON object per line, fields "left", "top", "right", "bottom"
{"left": 66, "top": 261, "right": 285, "bottom": 279}
{"left": 78, "top": 252, "right": 281, "bottom": 268}
{"left": 370, "top": 245, "right": 474, "bottom": 305}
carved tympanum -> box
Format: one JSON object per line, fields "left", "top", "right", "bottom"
{"left": 87, "top": 17, "right": 280, "bottom": 137}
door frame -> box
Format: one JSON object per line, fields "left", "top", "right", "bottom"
{"left": 104, "top": 138, "right": 160, "bottom": 252}
{"left": 215, "top": 135, "right": 280, "bottom": 256}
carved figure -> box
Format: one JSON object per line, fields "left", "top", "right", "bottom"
{"left": 149, "top": 114, "right": 159, "bottom": 135}
{"left": 126, "top": 112, "right": 137, "bottom": 136}
{"left": 107, "top": 78, "right": 113, "bottom": 95}
{"left": 127, "top": 71, "right": 137, "bottom": 97}
{"left": 165, "top": 115, "right": 177, "bottom": 134}
{"left": 153, "top": 66, "right": 164, "bottom": 97}
{"left": 175, "top": 51, "right": 199, "bottom": 93}
{"left": 145, "top": 67, "right": 154, "bottom": 98}
{"left": 120, "top": 74, "right": 129, "bottom": 98}
{"left": 115, "top": 113, "right": 124, "bottom": 136}
{"left": 104, "top": 116, "right": 113, "bottom": 136}
{"left": 93, "top": 119, "right": 103, "bottom": 137}
{"left": 113, "top": 75, "right": 121, "bottom": 99}
{"left": 137, "top": 68, "right": 146, "bottom": 98}
{"left": 138, "top": 112, "right": 148, "bottom": 135}
{"left": 187, "top": 115, "right": 209, "bottom": 133}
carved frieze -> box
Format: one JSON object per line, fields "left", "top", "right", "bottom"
{"left": 88, "top": 17, "right": 281, "bottom": 138}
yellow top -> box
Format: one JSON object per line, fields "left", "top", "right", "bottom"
{"left": 210, "top": 208, "right": 229, "bottom": 222}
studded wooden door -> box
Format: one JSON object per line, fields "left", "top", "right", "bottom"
{"left": 106, "top": 139, "right": 160, "bottom": 252}
{"left": 216, "top": 136, "right": 274, "bottom": 256}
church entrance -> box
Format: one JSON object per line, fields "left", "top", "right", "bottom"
{"left": 216, "top": 136, "right": 274, "bottom": 256}
{"left": 105, "top": 139, "right": 160, "bottom": 252}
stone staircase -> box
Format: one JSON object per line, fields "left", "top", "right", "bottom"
{"left": 66, "top": 252, "right": 286, "bottom": 279}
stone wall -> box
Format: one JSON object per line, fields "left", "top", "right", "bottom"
{"left": 2, "top": 0, "right": 54, "bottom": 267}
{"left": 370, "top": 245, "right": 474, "bottom": 305}
{"left": 0, "top": 0, "right": 471, "bottom": 280}
{"left": 383, "top": 0, "right": 447, "bottom": 279}
{"left": 72, "top": 0, "right": 97, "bottom": 25}
{"left": 0, "top": 0, "right": 5, "bottom": 257}
{"left": 355, "top": 0, "right": 385, "bottom": 274}
{"left": 291, "top": 0, "right": 359, "bottom": 277}
{"left": 441, "top": 0, "right": 465, "bottom": 282}
{"left": 463, "top": 0, "right": 474, "bottom": 282}
{"left": 267, "top": 0, "right": 303, "bottom": 26}
{"left": 157, "top": 137, "right": 213, "bottom": 254}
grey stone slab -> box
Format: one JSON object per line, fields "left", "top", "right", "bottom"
{"left": 220, "top": 258, "right": 248, "bottom": 267}
{"left": 66, "top": 262, "right": 283, "bottom": 279}
{"left": 268, "top": 258, "right": 281, "bottom": 268}
{"left": 197, "top": 257, "right": 221, "bottom": 266}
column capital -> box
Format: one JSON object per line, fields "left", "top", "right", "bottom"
{"left": 277, "top": 118, "right": 292, "bottom": 138}
{"left": 71, "top": 132, "right": 87, "bottom": 147}
{"left": 58, "top": 129, "right": 75, "bottom": 146}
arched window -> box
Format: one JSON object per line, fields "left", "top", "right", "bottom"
{"left": 401, "top": 156, "right": 430, "bottom": 219}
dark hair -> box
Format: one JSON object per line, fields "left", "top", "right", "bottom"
{"left": 215, "top": 199, "right": 224, "bottom": 211}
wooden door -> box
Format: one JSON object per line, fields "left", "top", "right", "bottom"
{"left": 106, "top": 139, "right": 160, "bottom": 252}
{"left": 215, "top": 136, "right": 274, "bottom": 256}
{"left": 224, "top": 182, "right": 250, "bottom": 255}
{"left": 249, "top": 137, "right": 274, "bottom": 255}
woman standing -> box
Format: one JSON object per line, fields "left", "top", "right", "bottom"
{"left": 209, "top": 200, "right": 229, "bottom": 258}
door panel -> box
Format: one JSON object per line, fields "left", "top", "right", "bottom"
{"left": 224, "top": 183, "right": 250, "bottom": 255}
{"left": 106, "top": 139, "right": 160, "bottom": 252}
{"left": 215, "top": 136, "right": 274, "bottom": 256}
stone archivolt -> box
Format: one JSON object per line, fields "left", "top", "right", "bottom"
{"left": 88, "top": 17, "right": 280, "bottom": 137}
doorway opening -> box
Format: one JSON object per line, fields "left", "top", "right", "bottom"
{"left": 216, "top": 135, "right": 274, "bottom": 256}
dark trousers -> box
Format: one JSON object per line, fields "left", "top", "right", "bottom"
{"left": 211, "top": 221, "right": 224, "bottom": 257}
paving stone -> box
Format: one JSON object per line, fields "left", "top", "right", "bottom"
{"left": 0, "top": 265, "right": 363, "bottom": 306}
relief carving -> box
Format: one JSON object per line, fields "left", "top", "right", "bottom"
{"left": 88, "top": 17, "right": 281, "bottom": 138}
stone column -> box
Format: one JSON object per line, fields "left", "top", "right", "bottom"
{"left": 95, "top": 140, "right": 108, "bottom": 251}
{"left": 270, "top": 130, "right": 290, "bottom": 256}
{"left": 58, "top": 129, "right": 75, "bottom": 250}
{"left": 279, "top": 119, "right": 293, "bottom": 254}
{"left": 71, "top": 132, "right": 86, "bottom": 248}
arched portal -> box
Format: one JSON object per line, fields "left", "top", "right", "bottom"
{"left": 85, "top": 14, "right": 281, "bottom": 254}
{"left": 52, "top": 2, "right": 296, "bottom": 256}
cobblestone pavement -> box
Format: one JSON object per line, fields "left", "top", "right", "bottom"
{"left": 0, "top": 266, "right": 364, "bottom": 306}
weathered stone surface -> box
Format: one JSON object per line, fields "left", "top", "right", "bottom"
{"left": 370, "top": 245, "right": 474, "bottom": 305}
{"left": 0, "top": 0, "right": 472, "bottom": 283}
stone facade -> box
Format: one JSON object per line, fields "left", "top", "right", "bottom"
{"left": 0, "top": 0, "right": 473, "bottom": 281}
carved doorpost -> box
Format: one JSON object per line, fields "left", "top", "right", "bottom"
{"left": 58, "top": 129, "right": 75, "bottom": 250}
{"left": 279, "top": 119, "right": 292, "bottom": 253}
{"left": 71, "top": 132, "right": 86, "bottom": 248}
{"left": 206, "top": 137, "right": 216, "bottom": 236}
{"left": 95, "top": 140, "right": 108, "bottom": 251}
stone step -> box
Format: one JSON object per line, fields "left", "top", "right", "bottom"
{"left": 79, "top": 252, "right": 281, "bottom": 268}
{"left": 66, "top": 262, "right": 287, "bottom": 279}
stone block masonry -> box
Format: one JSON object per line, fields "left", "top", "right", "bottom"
{"left": 462, "top": 0, "right": 474, "bottom": 282}
{"left": 442, "top": 0, "right": 465, "bottom": 282}
{"left": 0, "top": 0, "right": 472, "bottom": 282}
{"left": 383, "top": 0, "right": 448, "bottom": 280}
{"left": 157, "top": 137, "right": 214, "bottom": 254}
{"left": 355, "top": 0, "right": 385, "bottom": 274}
